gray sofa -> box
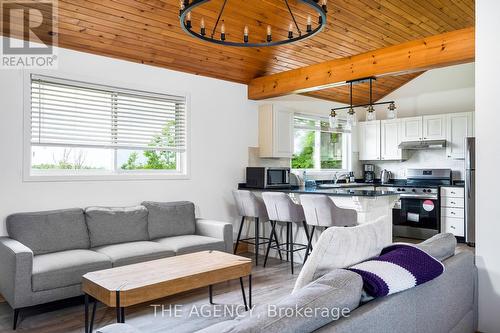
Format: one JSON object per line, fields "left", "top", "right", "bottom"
{"left": 98, "top": 234, "right": 477, "bottom": 333}
{"left": 0, "top": 201, "right": 233, "bottom": 329}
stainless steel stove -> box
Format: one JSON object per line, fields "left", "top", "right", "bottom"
{"left": 390, "top": 169, "right": 452, "bottom": 240}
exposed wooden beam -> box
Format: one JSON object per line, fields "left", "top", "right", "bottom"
{"left": 248, "top": 27, "right": 475, "bottom": 100}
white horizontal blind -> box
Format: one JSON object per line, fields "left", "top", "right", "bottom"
{"left": 30, "top": 75, "right": 186, "bottom": 152}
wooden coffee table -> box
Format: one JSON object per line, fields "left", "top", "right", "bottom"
{"left": 81, "top": 250, "right": 253, "bottom": 333}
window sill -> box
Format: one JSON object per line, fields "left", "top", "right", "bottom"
{"left": 23, "top": 172, "right": 190, "bottom": 182}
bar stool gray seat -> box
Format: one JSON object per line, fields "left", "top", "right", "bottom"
{"left": 232, "top": 190, "right": 282, "bottom": 265}
{"left": 262, "top": 192, "right": 310, "bottom": 274}
{"left": 300, "top": 194, "right": 358, "bottom": 262}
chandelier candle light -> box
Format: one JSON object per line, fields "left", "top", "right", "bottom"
{"left": 179, "top": 0, "right": 328, "bottom": 47}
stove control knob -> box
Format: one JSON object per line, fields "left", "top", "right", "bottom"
{"left": 401, "top": 188, "right": 406, "bottom": 192}
{"left": 412, "top": 189, "right": 416, "bottom": 192}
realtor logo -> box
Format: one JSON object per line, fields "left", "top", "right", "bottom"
{"left": 1, "top": 0, "right": 58, "bottom": 68}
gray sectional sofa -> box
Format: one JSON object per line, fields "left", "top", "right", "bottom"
{"left": 0, "top": 201, "right": 233, "bottom": 329}
{"left": 98, "top": 234, "right": 478, "bottom": 333}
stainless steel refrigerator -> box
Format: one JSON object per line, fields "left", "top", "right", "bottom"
{"left": 465, "top": 137, "right": 475, "bottom": 246}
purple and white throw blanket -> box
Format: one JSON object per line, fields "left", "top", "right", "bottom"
{"left": 348, "top": 244, "right": 444, "bottom": 298}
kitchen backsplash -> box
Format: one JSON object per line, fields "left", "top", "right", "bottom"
{"left": 358, "top": 149, "right": 465, "bottom": 180}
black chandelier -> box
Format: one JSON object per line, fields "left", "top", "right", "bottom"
{"left": 330, "top": 77, "right": 397, "bottom": 127}
{"left": 179, "top": 0, "right": 328, "bottom": 47}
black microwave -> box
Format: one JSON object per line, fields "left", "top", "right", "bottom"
{"left": 246, "top": 167, "right": 291, "bottom": 189}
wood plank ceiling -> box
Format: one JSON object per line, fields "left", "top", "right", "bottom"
{"left": 2, "top": 0, "right": 475, "bottom": 104}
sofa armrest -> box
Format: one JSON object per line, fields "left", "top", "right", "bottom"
{"left": 195, "top": 219, "right": 233, "bottom": 253}
{"left": 0, "top": 237, "right": 34, "bottom": 308}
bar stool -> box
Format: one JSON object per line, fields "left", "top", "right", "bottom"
{"left": 262, "top": 192, "right": 310, "bottom": 274}
{"left": 233, "top": 190, "right": 283, "bottom": 265}
{"left": 300, "top": 194, "right": 358, "bottom": 262}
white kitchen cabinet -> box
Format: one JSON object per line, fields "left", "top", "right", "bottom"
{"left": 381, "top": 119, "right": 406, "bottom": 160}
{"left": 422, "top": 115, "right": 446, "bottom": 140}
{"left": 446, "top": 112, "right": 474, "bottom": 159}
{"left": 258, "top": 104, "right": 293, "bottom": 158}
{"left": 400, "top": 116, "right": 423, "bottom": 142}
{"left": 401, "top": 115, "right": 446, "bottom": 142}
{"left": 358, "top": 121, "right": 381, "bottom": 160}
{"left": 441, "top": 186, "right": 465, "bottom": 237}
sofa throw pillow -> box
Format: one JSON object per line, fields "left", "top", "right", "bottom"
{"left": 220, "top": 269, "right": 363, "bottom": 333}
{"left": 348, "top": 244, "right": 444, "bottom": 298}
{"left": 85, "top": 206, "right": 149, "bottom": 248}
{"left": 6, "top": 208, "right": 90, "bottom": 255}
{"left": 142, "top": 201, "right": 196, "bottom": 239}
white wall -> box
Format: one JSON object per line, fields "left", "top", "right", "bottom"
{"left": 0, "top": 39, "right": 258, "bottom": 236}
{"left": 371, "top": 63, "right": 475, "bottom": 120}
{"left": 476, "top": 1, "right": 500, "bottom": 331}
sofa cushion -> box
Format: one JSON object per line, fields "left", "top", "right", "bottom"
{"left": 7, "top": 208, "right": 90, "bottom": 255}
{"left": 85, "top": 206, "right": 149, "bottom": 248}
{"left": 154, "top": 235, "right": 226, "bottom": 255}
{"left": 93, "top": 241, "right": 175, "bottom": 267}
{"left": 32, "top": 249, "right": 111, "bottom": 292}
{"left": 142, "top": 201, "right": 196, "bottom": 239}
{"left": 415, "top": 232, "right": 457, "bottom": 261}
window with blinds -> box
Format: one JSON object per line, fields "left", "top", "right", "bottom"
{"left": 28, "top": 75, "right": 188, "bottom": 178}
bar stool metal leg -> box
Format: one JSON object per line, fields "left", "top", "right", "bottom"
{"left": 290, "top": 224, "right": 294, "bottom": 274}
{"left": 234, "top": 216, "right": 245, "bottom": 254}
{"left": 286, "top": 223, "right": 290, "bottom": 262}
{"left": 263, "top": 221, "right": 277, "bottom": 267}
{"left": 304, "top": 226, "right": 315, "bottom": 264}
{"left": 255, "top": 217, "right": 259, "bottom": 265}
{"left": 271, "top": 222, "right": 283, "bottom": 260}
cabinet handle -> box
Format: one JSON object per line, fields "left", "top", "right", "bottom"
{"left": 451, "top": 201, "right": 456, "bottom": 204}
{"left": 451, "top": 226, "right": 456, "bottom": 229}
{"left": 451, "top": 191, "right": 456, "bottom": 194}
{"left": 451, "top": 212, "right": 456, "bottom": 215}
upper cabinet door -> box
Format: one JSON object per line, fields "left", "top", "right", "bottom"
{"left": 446, "top": 112, "right": 474, "bottom": 159}
{"left": 259, "top": 105, "right": 293, "bottom": 158}
{"left": 273, "top": 108, "right": 294, "bottom": 157}
{"left": 422, "top": 115, "right": 446, "bottom": 140}
{"left": 358, "top": 121, "right": 381, "bottom": 160}
{"left": 381, "top": 119, "right": 405, "bottom": 160}
{"left": 400, "top": 116, "right": 423, "bottom": 142}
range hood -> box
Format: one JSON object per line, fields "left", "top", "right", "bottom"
{"left": 398, "top": 140, "right": 447, "bottom": 150}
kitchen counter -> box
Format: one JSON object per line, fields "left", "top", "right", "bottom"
{"left": 239, "top": 185, "right": 398, "bottom": 197}
{"left": 238, "top": 184, "right": 399, "bottom": 243}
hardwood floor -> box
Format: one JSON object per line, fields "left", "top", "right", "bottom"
{"left": 0, "top": 241, "right": 474, "bottom": 332}
{"left": 0, "top": 254, "right": 299, "bottom": 333}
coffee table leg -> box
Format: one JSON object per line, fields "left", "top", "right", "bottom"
{"left": 209, "top": 285, "right": 214, "bottom": 304}
{"left": 249, "top": 274, "right": 252, "bottom": 309}
{"left": 239, "top": 277, "right": 248, "bottom": 311}
{"left": 90, "top": 299, "right": 97, "bottom": 333}
{"left": 116, "top": 291, "right": 125, "bottom": 323}
{"left": 84, "top": 294, "right": 89, "bottom": 333}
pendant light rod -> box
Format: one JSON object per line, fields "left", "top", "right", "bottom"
{"left": 284, "top": 0, "right": 302, "bottom": 35}
{"left": 349, "top": 81, "right": 353, "bottom": 107}
{"left": 211, "top": 0, "right": 228, "bottom": 39}
{"left": 369, "top": 78, "right": 373, "bottom": 105}
{"left": 331, "top": 100, "right": 395, "bottom": 112}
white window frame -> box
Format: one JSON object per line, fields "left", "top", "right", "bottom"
{"left": 22, "top": 71, "right": 191, "bottom": 182}
{"left": 291, "top": 114, "right": 351, "bottom": 174}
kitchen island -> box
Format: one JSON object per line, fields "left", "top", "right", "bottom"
{"left": 239, "top": 184, "right": 399, "bottom": 245}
